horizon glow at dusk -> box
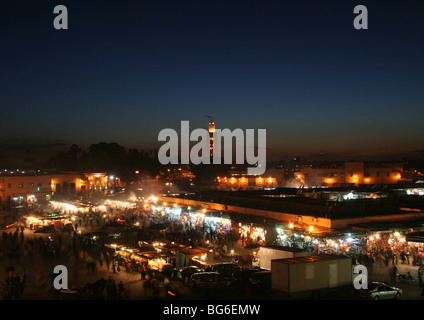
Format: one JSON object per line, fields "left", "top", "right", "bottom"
{"left": 1, "top": 0, "right": 423, "bottom": 163}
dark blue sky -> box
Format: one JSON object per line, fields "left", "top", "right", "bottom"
{"left": 1, "top": 0, "right": 423, "bottom": 162}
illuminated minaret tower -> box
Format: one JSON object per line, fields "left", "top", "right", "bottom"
{"left": 207, "top": 115, "right": 215, "bottom": 157}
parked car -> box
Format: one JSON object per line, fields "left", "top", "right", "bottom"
{"left": 359, "top": 282, "right": 402, "bottom": 300}
{"left": 249, "top": 271, "right": 272, "bottom": 293}
{"left": 180, "top": 266, "right": 204, "bottom": 285}
{"left": 211, "top": 263, "right": 241, "bottom": 277}
{"left": 232, "top": 269, "right": 260, "bottom": 286}
{"left": 188, "top": 272, "right": 234, "bottom": 290}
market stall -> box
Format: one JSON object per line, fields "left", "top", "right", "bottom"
{"left": 24, "top": 213, "right": 74, "bottom": 231}
{"left": 162, "top": 242, "right": 188, "bottom": 255}
{"left": 274, "top": 224, "right": 319, "bottom": 249}
{"left": 238, "top": 223, "right": 266, "bottom": 245}
{"left": 140, "top": 252, "right": 175, "bottom": 271}
{"left": 406, "top": 231, "right": 424, "bottom": 266}
{"left": 175, "top": 248, "right": 209, "bottom": 268}
{"left": 202, "top": 212, "right": 232, "bottom": 234}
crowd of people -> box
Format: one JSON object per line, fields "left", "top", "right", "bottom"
{"left": 0, "top": 201, "right": 232, "bottom": 299}
{"left": 2, "top": 198, "right": 424, "bottom": 300}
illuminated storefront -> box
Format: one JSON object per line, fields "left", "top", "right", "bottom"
{"left": 203, "top": 214, "right": 232, "bottom": 233}
{"left": 239, "top": 223, "right": 266, "bottom": 244}
{"left": 317, "top": 233, "right": 367, "bottom": 255}
{"left": 406, "top": 188, "right": 424, "bottom": 196}
{"left": 274, "top": 224, "right": 321, "bottom": 249}
{"left": 150, "top": 202, "right": 232, "bottom": 234}
{"left": 104, "top": 199, "right": 137, "bottom": 210}
{"left": 24, "top": 213, "right": 75, "bottom": 231}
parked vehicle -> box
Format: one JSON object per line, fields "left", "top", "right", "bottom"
{"left": 249, "top": 271, "right": 272, "bottom": 293}
{"left": 211, "top": 262, "right": 241, "bottom": 278}
{"left": 180, "top": 266, "right": 204, "bottom": 285}
{"left": 188, "top": 272, "right": 234, "bottom": 290}
{"left": 359, "top": 282, "right": 402, "bottom": 300}
{"left": 232, "top": 269, "right": 261, "bottom": 286}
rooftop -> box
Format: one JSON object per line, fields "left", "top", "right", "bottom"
{"left": 272, "top": 254, "right": 351, "bottom": 264}
{"left": 260, "top": 245, "right": 308, "bottom": 253}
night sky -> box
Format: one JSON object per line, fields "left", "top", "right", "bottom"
{"left": 1, "top": 0, "right": 423, "bottom": 163}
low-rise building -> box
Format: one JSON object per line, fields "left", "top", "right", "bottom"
{"left": 215, "top": 169, "right": 284, "bottom": 190}
{"left": 0, "top": 174, "right": 52, "bottom": 204}
{"left": 296, "top": 161, "right": 403, "bottom": 187}
{"left": 0, "top": 170, "right": 123, "bottom": 205}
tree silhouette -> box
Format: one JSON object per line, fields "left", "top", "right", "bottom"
{"left": 79, "top": 142, "right": 127, "bottom": 172}
{"left": 48, "top": 142, "right": 163, "bottom": 182}
{"left": 48, "top": 144, "right": 81, "bottom": 171}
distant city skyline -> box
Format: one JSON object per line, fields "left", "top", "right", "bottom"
{"left": 1, "top": 0, "right": 423, "bottom": 164}
{"left": 2, "top": 135, "right": 424, "bottom": 166}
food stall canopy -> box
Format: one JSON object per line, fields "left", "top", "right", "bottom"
{"left": 138, "top": 241, "right": 157, "bottom": 251}
{"left": 140, "top": 251, "right": 175, "bottom": 271}
{"left": 140, "top": 252, "right": 175, "bottom": 260}
{"left": 176, "top": 248, "right": 209, "bottom": 267}
{"left": 25, "top": 214, "right": 45, "bottom": 221}
{"left": 177, "top": 248, "right": 207, "bottom": 255}
{"left": 163, "top": 243, "right": 188, "bottom": 254}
